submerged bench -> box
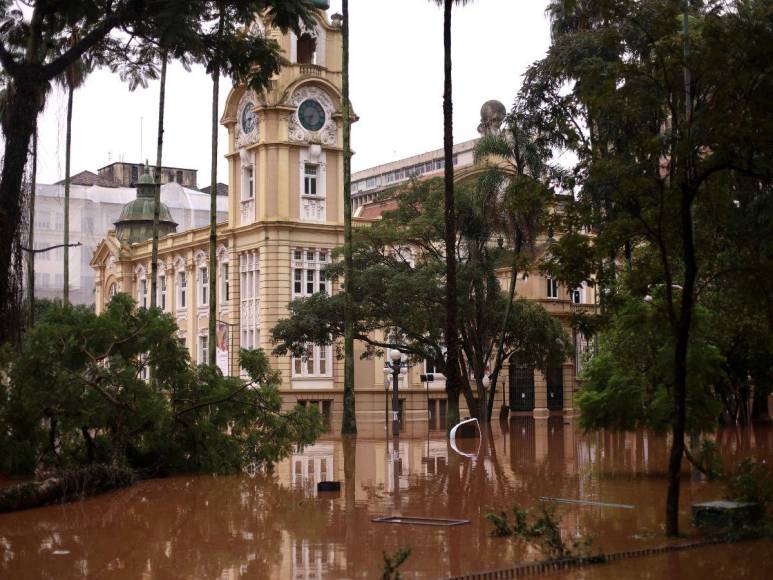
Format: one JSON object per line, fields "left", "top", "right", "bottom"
{"left": 692, "top": 500, "right": 762, "bottom": 529}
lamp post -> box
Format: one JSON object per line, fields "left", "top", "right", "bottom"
{"left": 385, "top": 349, "right": 408, "bottom": 437}
{"left": 481, "top": 375, "right": 491, "bottom": 423}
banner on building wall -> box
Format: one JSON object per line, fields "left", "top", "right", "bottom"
{"left": 216, "top": 322, "right": 229, "bottom": 376}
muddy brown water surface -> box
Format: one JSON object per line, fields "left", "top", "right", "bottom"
{"left": 1, "top": 417, "right": 771, "bottom": 579}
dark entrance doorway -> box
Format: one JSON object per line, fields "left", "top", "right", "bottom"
{"left": 509, "top": 366, "right": 535, "bottom": 412}
{"left": 547, "top": 365, "right": 564, "bottom": 411}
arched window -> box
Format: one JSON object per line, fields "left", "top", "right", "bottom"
{"left": 109, "top": 283, "right": 117, "bottom": 300}
{"left": 297, "top": 33, "right": 317, "bottom": 64}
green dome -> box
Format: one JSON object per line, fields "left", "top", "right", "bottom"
{"left": 115, "top": 163, "right": 177, "bottom": 244}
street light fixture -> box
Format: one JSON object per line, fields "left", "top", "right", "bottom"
{"left": 385, "top": 349, "right": 405, "bottom": 437}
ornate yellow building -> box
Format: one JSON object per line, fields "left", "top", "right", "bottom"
{"left": 92, "top": 6, "right": 594, "bottom": 434}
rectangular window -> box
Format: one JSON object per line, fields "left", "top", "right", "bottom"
{"left": 244, "top": 165, "right": 254, "bottom": 199}
{"left": 159, "top": 275, "right": 167, "bottom": 310}
{"left": 139, "top": 279, "right": 147, "bottom": 308}
{"left": 547, "top": 278, "right": 559, "bottom": 299}
{"left": 306, "top": 270, "right": 314, "bottom": 295}
{"left": 304, "top": 164, "right": 318, "bottom": 196}
{"left": 221, "top": 263, "right": 229, "bottom": 303}
{"left": 178, "top": 271, "right": 187, "bottom": 308}
{"left": 131, "top": 165, "right": 139, "bottom": 183}
{"left": 199, "top": 335, "right": 208, "bottom": 364}
{"left": 176, "top": 170, "right": 183, "bottom": 184}
{"left": 200, "top": 267, "right": 208, "bottom": 305}
{"left": 572, "top": 287, "right": 582, "bottom": 304}
{"left": 292, "top": 343, "right": 331, "bottom": 378}
{"left": 294, "top": 269, "right": 302, "bottom": 294}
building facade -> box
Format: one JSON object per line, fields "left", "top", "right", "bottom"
{"left": 91, "top": 5, "right": 594, "bottom": 433}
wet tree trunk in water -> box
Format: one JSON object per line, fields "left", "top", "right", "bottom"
{"left": 0, "top": 465, "right": 134, "bottom": 514}
{"left": 150, "top": 52, "right": 168, "bottom": 309}
{"left": 0, "top": 79, "right": 44, "bottom": 343}
{"left": 442, "top": 0, "right": 462, "bottom": 430}
{"left": 666, "top": 3, "right": 696, "bottom": 538}
{"left": 63, "top": 84, "right": 74, "bottom": 305}
{"left": 341, "top": 0, "right": 357, "bottom": 434}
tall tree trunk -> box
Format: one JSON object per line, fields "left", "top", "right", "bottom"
{"left": 0, "top": 79, "right": 43, "bottom": 344}
{"left": 27, "top": 128, "right": 37, "bottom": 327}
{"left": 63, "top": 83, "right": 74, "bottom": 305}
{"left": 666, "top": 2, "right": 695, "bottom": 537}
{"left": 442, "top": 0, "right": 461, "bottom": 429}
{"left": 150, "top": 51, "right": 168, "bottom": 309}
{"left": 341, "top": 0, "right": 357, "bottom": 434}
{"left": 487, "top": 234, "right": 523, "bottom": 420}
{"left": 208, "top": 12, "right": 225, "bottom": 368}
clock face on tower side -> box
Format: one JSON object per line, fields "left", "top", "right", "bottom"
{"left": 298, "top": 99, "right": 326, "bottom": 132}
{"left": 241, "top": 102, "right": 256, "bottom": 134}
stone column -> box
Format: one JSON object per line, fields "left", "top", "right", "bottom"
{"left": 533, "top": 369, "right": 549, "bottom": 419}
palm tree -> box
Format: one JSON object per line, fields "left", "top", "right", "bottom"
{"left": 430, "top": 0, "right": 472, "bottom": 427}
{"left": 27, "top": 128, "right": 37, "bottom": 326}
{"left": 474, "top": 108, "right": 555, "bottom": 420}
{"left": 208, "top": 6, "right": 227, "bottom": 367}
{"left": 57, "top": 31, "right": 89, "bottom": 306}
{"left": 150, "top": 50, "right": 168, "bottom": 309}
{"left": 341, "top": 0, "right": 357, "bottom": 434}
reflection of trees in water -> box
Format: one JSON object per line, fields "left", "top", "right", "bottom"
{"left": 0, "top": 475, "right": 330, "bottom": 579}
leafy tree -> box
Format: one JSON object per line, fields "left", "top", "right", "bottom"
{"left": 272, "top": 176, "right": 569, "bottom": 422}
{"left": 0, "top": 0, "right": 319, "bottom": 343}
{"left": 577, "top": 292, "right": 724, "bottom": 434}
{"left": 0, "top": 294, "right": 322, "bottom": 475}
{"left": 522, "top": 0, "right": 773, "bottom": 535}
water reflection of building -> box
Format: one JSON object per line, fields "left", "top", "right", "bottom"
{"left": 289, "top": 443, "right": 335, "bottom": 494}
{"left": 290, "top": 539, "right": 340, "bottom": 580}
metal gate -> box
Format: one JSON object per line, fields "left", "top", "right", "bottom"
{"left": 509, "top": 366, "right": 535, "bottom": 411}
{"left": 547, "top": 365, "right": 564, "bottom": 411}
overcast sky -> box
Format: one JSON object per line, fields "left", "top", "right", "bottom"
{"left": 33, "top": 1, "right": 552, "bottom": 186}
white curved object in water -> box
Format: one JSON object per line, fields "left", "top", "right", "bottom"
{"left": 449, "top": 417, "right": 481, "bottom": 459}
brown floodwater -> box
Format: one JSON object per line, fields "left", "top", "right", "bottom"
{"left": 0, "top": 417, "right": 771, "bottom": 579}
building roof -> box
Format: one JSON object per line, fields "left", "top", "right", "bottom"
{"left": 97, "top": 161, "right": 197, "bottom": 173}
{"left": 356, "top": 197, "right": 399, "bottom": 220}
{"left": 36, "top": 181, "right": 228, "bottom": 215}
{"left": 55, "top": 170, "right": 118, "bottom": 188}
{"left": 199, "top": 182, "right": 229, "bottom": 196}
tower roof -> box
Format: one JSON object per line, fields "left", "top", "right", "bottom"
{"left": 114, "top": 163, "right": 177, "bottom": 243}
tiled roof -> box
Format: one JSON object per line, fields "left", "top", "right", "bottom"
{"left": 199, "top": 183, "right": 229, "bottom": 196}
{"left": 55, "top": 170, "right": 118, "bottom": 188}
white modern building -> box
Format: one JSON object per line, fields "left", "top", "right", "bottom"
{"left": 351, "top": 138, "right": 478, "bottom": 212}
{"left": 32, "top": 180, "right": 227, "bottom": 305}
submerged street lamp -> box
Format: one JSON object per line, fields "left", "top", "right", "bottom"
{"left": 384, "top": 349, "right": 408, "bottom": 437}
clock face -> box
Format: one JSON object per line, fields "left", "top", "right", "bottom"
{"left": 241, "top": 102, "right": 256, "bottom": 134}
{"left": 298, "top": 99, "right": 326, "bottom": 132}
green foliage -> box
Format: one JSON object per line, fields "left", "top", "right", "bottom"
{"left": 725, "top": 458, "right": 773, "bottom": 510}
{"left": 486, "top": 503, "right": 592, "bottom": 560}
{"left": 577, "top": 294, "right": 724, "bottom": 433}
{"left": 381, "top": 547, "right": 411, "bottom": 580}
{"left": 272, "top": 175, "right": 569, "bottom": 417}
{"left": 0, "top": 295, "right": 322, "bottom": 475}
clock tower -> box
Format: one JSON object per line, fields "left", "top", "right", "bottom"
{"left": 222, "top": 8, "right": 346, "bottom": 228}
{"left": 219, "top": 5, "right": 352, "bottom": 398}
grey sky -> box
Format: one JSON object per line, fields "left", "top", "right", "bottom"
{"left": 34, "top": 1, "right": 552, "bottom": 186}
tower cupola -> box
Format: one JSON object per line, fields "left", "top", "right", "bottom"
{"left": 114, "top": 162, "right": 177, "bottom": 243}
